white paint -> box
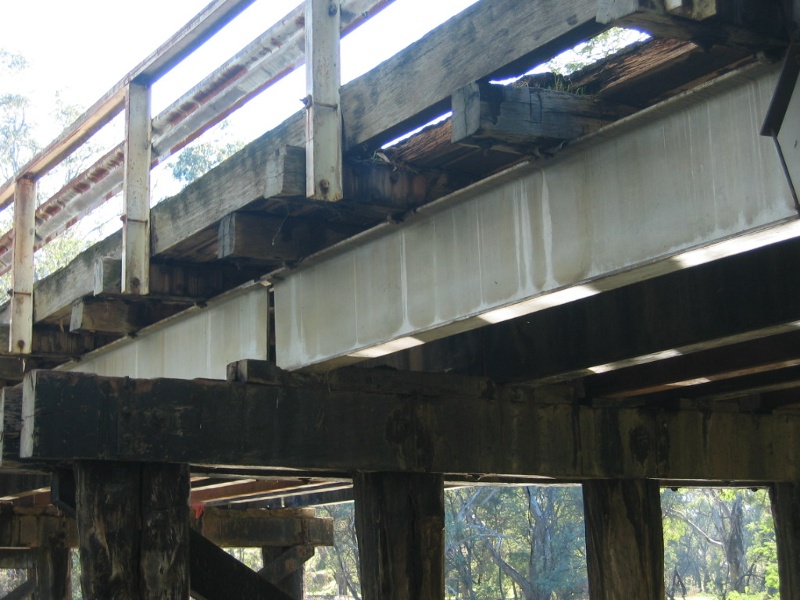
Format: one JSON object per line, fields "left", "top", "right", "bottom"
{"left": 67, "top": 288, "right": 269, "bottom": 379}
{"left": 275, "top": 68, "right": 799, "bottom": 370}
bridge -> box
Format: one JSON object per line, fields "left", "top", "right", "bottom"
{"left": 0, "top": 0, "right": 798, "bottom": 598}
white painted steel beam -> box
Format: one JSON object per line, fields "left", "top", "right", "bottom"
{"left": 122, "top": 82, "right": 152, "bottom": 295}
{"left": 274, "top": 66, "right": 800, "bottom": 370}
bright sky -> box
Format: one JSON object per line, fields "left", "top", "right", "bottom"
{"left": 0, "top": 0, "right": 479, "bottom": 144}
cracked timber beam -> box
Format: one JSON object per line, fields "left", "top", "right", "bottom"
{"left": 70, "top": 297, "right": 192, "bottom": 335}
{"left": 451, "top": 82, "right": 635, "bottom": 152}
{"left": 18, "top": 367, "right": 800, "bottom": 481}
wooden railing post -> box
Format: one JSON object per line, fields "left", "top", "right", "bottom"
{"left": 10, "top": 177, "right": 36, "bottom": 354}
{"left": 305, "top": 0, "right": 343, "bottom": 201}
{"left": 122, "top": 80, "right": 152, "bottom": 295}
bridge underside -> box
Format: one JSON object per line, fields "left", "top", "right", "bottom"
{"left": 1, "top": 0, "right": 800, "bottom": 598}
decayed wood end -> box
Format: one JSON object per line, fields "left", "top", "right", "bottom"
{"left": 70, "top": 297, "right": 190, "bottom": 334}
{"left": 342, "top": 0, "right": 600, "bottom": 150}
{"left": 217, "top": 212, "right": 359, "bottom": 262}
{"left": 193, "top": 507, "right": 333, "bottom": 548}
{"left": 452, "top": 83, "right": 635, "bottom": 149}
{"left": 354, "top": 472, "right": 444, "bottom": 600}
{"left": 265, "top": 145, "right": 306, "bottom": 199}
{"left": 343, "top": 160, "right": 431, "bottom": 211}
{"left": 583, "top": 479, "right": 665, "bottom": 600}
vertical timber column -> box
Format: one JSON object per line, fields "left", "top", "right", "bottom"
{"left": 353, "top": 472, "right": 445, "bottom": 600}
{"left": 122, "top": 80, "right": 151, "bottom": 295}
{"left": 75, "top": 461, "right": 189, "bottom": 599}
{"left": 305, "top": 0, "right": 343, "bottom": 201}
{"left": 770, "top": 482, "right": 800, "bottom": 597}
{"left": 34, "top": 540, "right": 72, "bottom": 599}
{"left": 583, "top": 479, "right": 665, "bottom": 600}
{"left": 10, "top": 176, "right": 36, "bottom": 354}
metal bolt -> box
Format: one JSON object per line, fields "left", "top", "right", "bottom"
{"left": 320, "top": 179, "right": 330, "bottom": 191}
{"left": 328, "top": 2, "right": 338, "bottom": 16}
{"left": 16, "top": 339, "right": 25, "bottom": 350}
{"left": 131, "top": 277, "right": 140, "bottom": 289}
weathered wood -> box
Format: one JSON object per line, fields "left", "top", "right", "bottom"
{"left": 21, "top": 369, "right": 800, "bottom": 481}
{"left": 0, "top": 326, "right": 116, "bottom": 359}
{"left": 587, "top": 329, "right": 800, "bottom": 398}
{"left": 452, "top": 82, "right": 634, "bottom": 150}
{"left": 122, "top": 81, "right": 152, "bottom": 295}
{"left": 598, "top": 0, "right": 787, "bottom": 53}
{"left": 0, "top": 506, "right": 78, "bottom": 549}
{"left": 34, "top": 540, "right": 71, "bottom": 600}
{"left": 10, "top": 178, "right": 36, "bottom": 355}
{"left": 192, "top": 507, "right": 333, "bottom": 548}
{"left": 218, "top": 212, "right": 358, "bottom": 262}
{"left": 0, "top": 550, "right": 33, "bottom": 569}
{"left": 341, "top": 0, "right": 602, "bottom": 150}
{"left": 189, "top": 529, "right": 293, "bottom": 600}
{"left": 354, "top": 472, "right": 444, "bottom": 600}
{"left": 583, "top": 479, "right": 665, "bottom": 600}
{"left": 69, "top": 296, "right": 191, "bottom": 334}
{"left": 75, "top": 461, "right": 189, "bottom": 600}
{"left": 94, "top": 257, "right": 264, "bottom": 299}
{"left": 260, "top": 545, "right": 313, "bottom": 599}
{"left": 305, "top": 0, "right": 343, "bottom": 201}
{"left": 770, "top": 482, "right": 800, "bottom": 599}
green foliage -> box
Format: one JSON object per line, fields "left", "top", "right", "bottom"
{"left": 171, "top": 140, "right": 244, "bottom": 185}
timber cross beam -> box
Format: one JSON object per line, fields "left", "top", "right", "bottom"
{"left": 13, "top": 364, "right": 800, "bottom": 482}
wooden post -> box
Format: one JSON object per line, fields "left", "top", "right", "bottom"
{"left": 74, "top": 461, "right": 189, "bottom": 599}
{"left": 10, "top": 176, "right": 36, "bottom": 354}
{"left": 305, "top": 0, "right": 343, "bottom": 201}
{"left": 122, "top": 80, "right": 151, "bottom": 295}
{"left": 353, "top": 472, "right": 444, "bottom": 600}
{"left": 34, "top": 540, "right": 71, "bottom": 600}
{"left": 770, "top": 482, "right": 800, "bottom": 598}
{"left": 583, "top": 479, "right": 665, "bottom": 600}
{"left": 260, "top": 545, "right": 311, "bottom": 599}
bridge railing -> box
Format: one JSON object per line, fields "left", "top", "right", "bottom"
{"left": 0, "top": 0, "right": 391, "bottom": 353}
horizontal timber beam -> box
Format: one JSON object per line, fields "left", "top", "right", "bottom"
{"left": 193, "top": 507, "right": 333, "bottom": 548}
{"left": 452, "top": 82, "right": 635, "bottom": 151}
{"left": 218, "top": 212, "right": 359, "bottom": 263}
{"left": 94, "top": 258, "right": 264, "bottom": 299}
{"left": 70, "top": 297, "right": 192, "bottom": 335}
{"left": 597, "top": 0, "right": 789, "bottom": 54}
{"left": 20, "top": 368, "right": 800, "bottom": 481}
{"left": 0, "top": 506, "right": 77, "bottom": 548}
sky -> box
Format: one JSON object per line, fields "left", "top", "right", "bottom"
{"left": 0, "top": 0, "right": 480, "bottom": 143}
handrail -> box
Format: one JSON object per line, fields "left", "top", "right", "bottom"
{"left": 0, "top": 0, "right": 393, "bottom": 275}
{"left": 0, "top": 0, "right": 257, "bottom": 211}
